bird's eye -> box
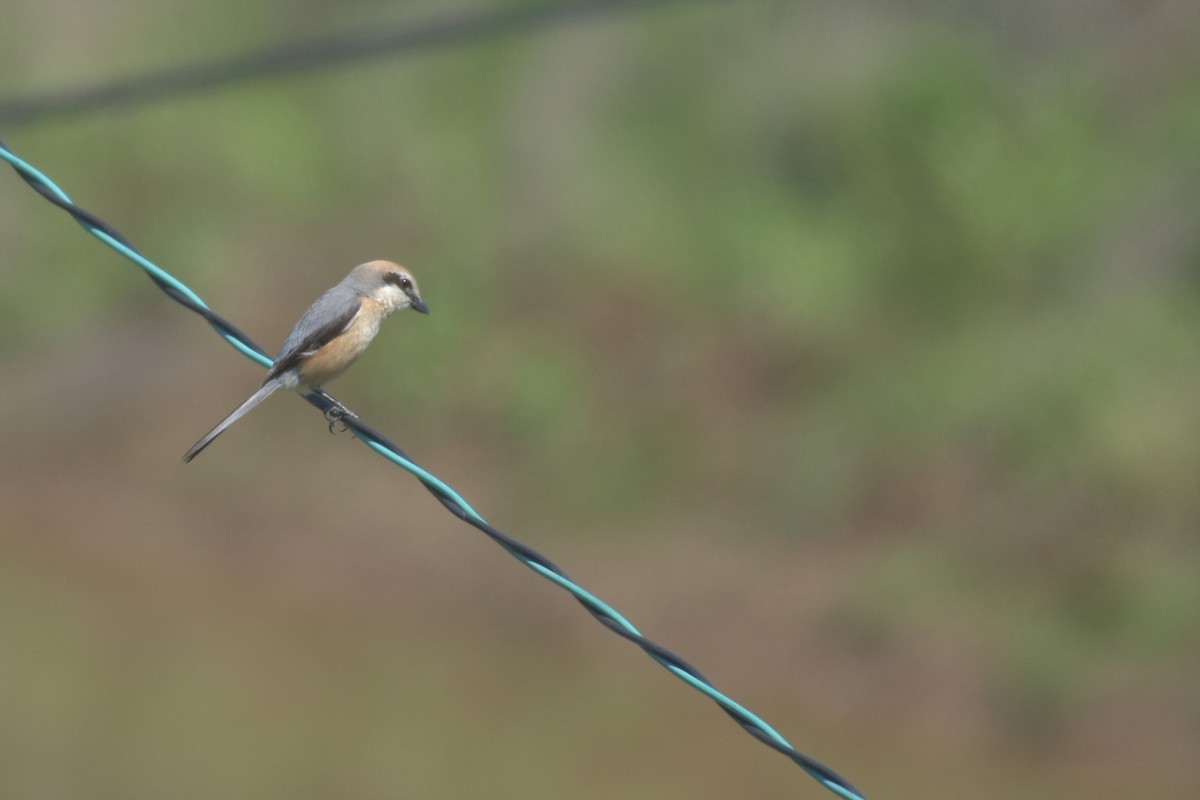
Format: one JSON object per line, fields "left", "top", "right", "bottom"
{"left": 399, "top": 276, "right": 412, "bottom": 290}
{"left": 386, "top": 272, "right": 413, "bottom": 291}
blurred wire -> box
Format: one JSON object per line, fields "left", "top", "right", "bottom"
{"left": 0, "top": 0, "right": 691, "bottom": 126}
{"left": 1, "top": 137, "right": 867, "bottom": 800}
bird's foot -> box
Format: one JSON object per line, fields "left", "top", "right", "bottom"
{"left": 324, "top": 401, "right": 358, "bottom": 435}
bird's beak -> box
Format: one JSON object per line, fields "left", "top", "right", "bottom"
{"left": 411, "top": 296, "right": 430, "bottom": 315}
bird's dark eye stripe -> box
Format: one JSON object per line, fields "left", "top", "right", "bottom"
{"left": 385, "top": 272, "right": 413, "bottom": 290}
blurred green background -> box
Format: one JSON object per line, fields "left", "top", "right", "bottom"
{"left": 2, "top": 1, "right": 1198, "bottom": 798}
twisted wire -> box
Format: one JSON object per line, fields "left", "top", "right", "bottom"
{"left": 1, "top": 137, "right": 867, "bottom": 800}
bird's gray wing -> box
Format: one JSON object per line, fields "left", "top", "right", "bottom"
{"left": 264, "top": 287, "right": 362, "bottom": 383}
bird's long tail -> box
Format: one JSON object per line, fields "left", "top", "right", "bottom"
{"left": 182, "top": 380, "right": 282, "bottom": 463}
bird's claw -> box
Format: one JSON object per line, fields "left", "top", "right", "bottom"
{"left": 324, "top": 403, "right": 358, "bottom": 435}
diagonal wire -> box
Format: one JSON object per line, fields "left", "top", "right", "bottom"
{"left": 1, "top": 136, "right": 868, "bottom": 800}
{"left": 0, "top": 0, "right": 692, "bottom": 126}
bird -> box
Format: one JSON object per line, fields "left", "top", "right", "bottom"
{"left": 182, "top": 260, "right": 429, "bottom": 462}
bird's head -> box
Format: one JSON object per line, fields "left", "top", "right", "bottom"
{"left": 355, "top": 260, "right": 429, "bottom": 315}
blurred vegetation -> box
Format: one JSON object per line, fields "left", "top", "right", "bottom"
{"left": 1, "top": 1, "right": 1198, "bottom": 798}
